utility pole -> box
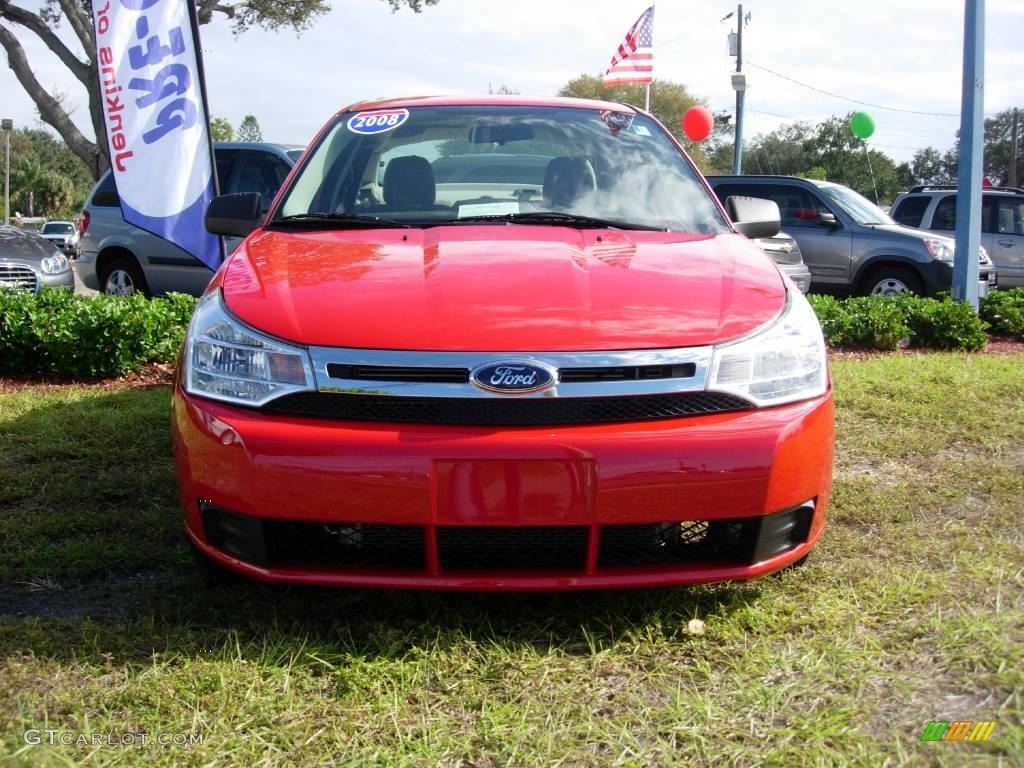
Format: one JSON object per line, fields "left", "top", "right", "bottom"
{"left": 952, "top": 0, "right": 984, "bottom": 310}
{"left": 731, "top": 5, "right": 747, "bottom": 175}
{"left": 1009, "top": 108, "right": 1019, "bottom": 188}
{"left": 2, "top": 118, "right": 11, "bottom": 226}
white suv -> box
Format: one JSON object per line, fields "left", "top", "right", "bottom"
{"left": 890, "top": 185, "right": 1023, "bottom": 288}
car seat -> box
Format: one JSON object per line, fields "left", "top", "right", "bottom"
{"left": 383, "top": 156, "right": 444, "bottom": 210}
{"left": 543, "top": 157, "right": 597, "bottom": 209}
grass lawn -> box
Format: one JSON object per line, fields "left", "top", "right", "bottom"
{"left": 1, "top": 354, "right": 1022, "bottom": 767}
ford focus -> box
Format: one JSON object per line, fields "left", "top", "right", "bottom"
{"left": 172, "top": 96, "right": 834, "bottom": 589}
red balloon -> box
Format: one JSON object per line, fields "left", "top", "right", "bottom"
{"left": 682, "top": 106, "right": 714, "bottom": 142}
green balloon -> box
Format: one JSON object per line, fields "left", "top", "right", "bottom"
{"left": 850, "top": 111, "right": 875, "bottom": 139}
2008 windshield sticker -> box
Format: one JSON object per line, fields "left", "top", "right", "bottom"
{"left": 347, "top": 109, "right": 409, "bottom": 135}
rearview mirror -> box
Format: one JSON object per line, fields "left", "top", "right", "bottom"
{"left": 205, "top": 193, "right": 262, "bottom": 238}
{"left": 725, "top": 195, "right": 781, "bottom": 240}
{"left": 468, "top": 123, "right": 536, "bottom": 144}
{"left": 817, "top": 212, "right": 839, "bottom": 229}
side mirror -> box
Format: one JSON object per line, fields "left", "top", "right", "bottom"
{"left": 726, "top": 195, "right": 781, "bottom": 240}
{"left": 817, "top": 211, "right": 839, "bottom": 229}
{"left": 205, "top": 193, "right": 262, "bottom": 238}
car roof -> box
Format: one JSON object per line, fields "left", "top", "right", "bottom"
{"left": 339, "top": 94, "right": 642, "bottom": 116}
{"left": 706, "top": 174, "right": 839, "bottom": 189}
{"left": 214, "top": 142, "right": 305, "bottom": 152}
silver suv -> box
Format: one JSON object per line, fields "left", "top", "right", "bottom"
{"left": 77, "top": 142, "right": 303, "bottom": 296}
{"left": 890, "top": 185, "right": 1023, "bottom": 288}
{"left": 708, "top": 175, "right": 996, "bottom": 297}
{"left": 39, "top": 220, "right": 80, "bottom": 257}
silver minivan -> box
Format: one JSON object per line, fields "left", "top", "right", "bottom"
{"left": 77, "top": 142, "right": 303, "bottom": 296}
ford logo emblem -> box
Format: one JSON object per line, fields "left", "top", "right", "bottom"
{"left": 471, "top": 361, "right": 556, "bottom": 394}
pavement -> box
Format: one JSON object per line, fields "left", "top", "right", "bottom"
{"left": 72, "top": 261, "right": 98, "bottom": 296}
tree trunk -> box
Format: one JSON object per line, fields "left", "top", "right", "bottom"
{"left": 0, "top": 23, "right": 108, "bottom": 179}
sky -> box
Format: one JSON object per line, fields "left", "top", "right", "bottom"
{"left": 3, "top": 0, "right": 1023, "bottom": 165}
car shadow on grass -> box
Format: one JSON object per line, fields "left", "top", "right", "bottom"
{"left": 0, "top": 387, "right": 765, "bottom": 665}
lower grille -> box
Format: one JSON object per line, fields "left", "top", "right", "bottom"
{"left": 199, "top": 502, "right": 813, "bottom": 575}
{"left": 599, "top": 520, "right": 751, "bottom": 567}
{"left": 437, "top": 526, "right": 588, "bottom": 571}
{"left": 263, "top": 392, "right": 753, "bottom": 426}
{"left": 267, "top": 520, "right": 425, "bottom": 569}
{"left": 0, "top": 264, "right": 38, "bottom": 292}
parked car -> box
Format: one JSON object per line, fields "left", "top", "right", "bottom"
{"left": 175, "top": 96, "right": 834, "bottom": 590}
{"left": 77, "top": 142, "right": 304, "bottom": 297}
{"left": 0, "top": 225, "right": 75, "bottom": 292}
{"left": 39, "top": 220, "right": 80, "bottom": 257}
{"left": 890, "top": 185, "right": 1024, "bottom": 288}
{"left": 752, "top": 232, "right": 811, "bottom": 293}
{"left": 707, "top": 175, "right": 996, "bottom": 297}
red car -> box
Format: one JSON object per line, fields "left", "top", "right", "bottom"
{"left": 173, "top": 96, "right": 834, "bottom": 590}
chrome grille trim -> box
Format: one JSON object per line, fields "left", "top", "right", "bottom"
{"left": 0, "top": 262, "right": 39, "bottom": 292}
{"left": 308, "top": 346, "right": 714, "bottom": 398}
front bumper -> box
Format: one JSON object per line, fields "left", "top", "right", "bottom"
{"left": 173, "top": 385, "right": 834, "bottom": 589}
{"left": 779, "top": 262, "right": 812, "bottom": 294}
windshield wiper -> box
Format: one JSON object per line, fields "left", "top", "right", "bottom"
{"left": 451, "top": 211, "right": 667, "bottom": 231}
{"left": 272, "top": 213, "right": 411, "bottom": 229}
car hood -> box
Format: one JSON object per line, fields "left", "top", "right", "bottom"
{"left": 864, "top": 223, "right": 944, "bottom": 241}
{"left": 221, "top": 226, "right": 786, "bottom": 351}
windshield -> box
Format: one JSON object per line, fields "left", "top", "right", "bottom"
{"left": 818, "top": 184, "right": 894, "bottom": 226}
{"left": 42, "top": 223, "right": 74, "bottom": 234}
{"left": 273, "top": 105, "right": 730, "bottom": 233}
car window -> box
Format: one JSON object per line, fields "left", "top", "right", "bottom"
{"left": 995, "top": 198, "right": 1024, "bottom": 235}
{"left": 42, "top": 222, "right": 75, "bottom": 234}
{"left": 91, "top": 172, "right": 120, "bottom": 207}
{"left": 215, "top": 149, "right": 240, "bottom": 194}
{"left": 713, "top": 183, "right": 830, "bottom": 228}
{"left": 275, "top": 105, "right": 730, "bottom": 234}
{"left": 891, "top": 195, "right": 930, "bottom": 228}
{"left": 225, "top": 151, "right": 292, "bottom": 211}
{"left": 932, "top": 195, "right": 957, "bottom": 231}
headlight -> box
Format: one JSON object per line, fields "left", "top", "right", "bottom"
{"left": 980, "top": 246, "right": 991, "bottom": 266}
{"left": 40, "top": 252, "right": 70, "bottom": 274}
{"left": 184, "top": 289, "right": 315, "bottom": 407}
{"left": 708, "top": 291, "right": 827, "bottom": 407}
{"left": 924, "top": 237, "right": 955, "bottom": 263}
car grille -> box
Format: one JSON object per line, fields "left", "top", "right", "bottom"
{"left": 437, "top": 526, "right": 588, "bottom": 571}
{"left": 263, "top": 392, "right": 753, "bottom": 426}
{"left": 598, "top": 521, "right": 749, "bottom": 567}
{"left": 199, "top": 502, "right": 815, "bottom": 574}
{"left": 0, "top": 264, "right": 38, "bottom": 292}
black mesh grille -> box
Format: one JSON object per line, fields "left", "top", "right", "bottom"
{"left": 437, "top": 526, "right": 588, "bottom": 571}
{"left": 598, "top": 520, "right": 752, "bottom": 567}
{"left": 326, "top": 364, "right": 468, "bottom": 383}
{"left": 264, "top": 392, "right": 752, "bottom": 426}
{"left": 558, "top": 363, "right": 696, "bottom": 383}
{"left": 266, "top": 520, "right": 425, "bottom": 570}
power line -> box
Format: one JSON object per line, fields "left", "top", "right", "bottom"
{"left": 657, "top": 13, "right": 733, "bottom": 49}
{"left": 746, "top": 61, "right": 962, "bottom": 117}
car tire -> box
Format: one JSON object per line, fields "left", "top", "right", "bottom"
{"left": 863, "top": 265, "right": 924, "bottom": 297}
{"left": 100, "top": 255, "right": 150, "bottom": 297}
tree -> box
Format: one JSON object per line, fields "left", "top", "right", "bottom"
{"left": 0, "top": 0, "right": 439, "bottom": 179}
{"left": 210, "top": 117, "right": 234, "bottom": 142}
{"left": 3, "top": 127, "right": 92, "bottom": 219}
{"left": 237, "top": 114, "right": 263, "bottom": 143}
{"left": 558, "top": 74, "right": 711, "bottom": 169}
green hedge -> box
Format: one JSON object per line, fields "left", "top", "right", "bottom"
{"left": 0, "top": 288, "right": 1020, "bottom": 381}
{"left": 807, "top": 293, "right": 995, "bottom": 351}
{"left": 979, "top": 287, "right": 1024, "bottom": 338}
{"left": 0, "top": 289, "right": 197, "bottom": 378}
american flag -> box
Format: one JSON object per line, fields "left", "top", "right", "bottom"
{"left": 602, "top": 6, "right": 655, "bottom": 86}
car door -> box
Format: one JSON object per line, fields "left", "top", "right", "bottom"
{"left": 221, "top": 149, "right": 294, "bottom": 254}
{"left": 989, "top": 196, "right": 1024, "bottom": 287}
{"left": 714, "top": 182, "right": 853, "bottom": 287}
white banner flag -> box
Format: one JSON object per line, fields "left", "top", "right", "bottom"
{"left": 93, "top": 0, "right": 222, "bottom": 270}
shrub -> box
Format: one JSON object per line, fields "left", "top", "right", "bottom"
{"left": 0, "top": 289, "right": 197, "bottom": 378}
{"left": 896, "top": 295, "right": 989, "bottom": 351}
{"left": 979, "top": 288, "right": 1024, "bottom": 338}
{"left": 807, "top": 294, "right": 908, "bottom": 350}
